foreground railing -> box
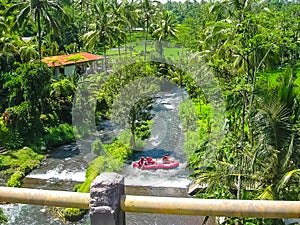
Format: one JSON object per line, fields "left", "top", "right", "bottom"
{"left": 0, "top": 187, "right": 90, "bottom": 209}
{"left": 0, "top": 172, "right": 300, "bottom": 225}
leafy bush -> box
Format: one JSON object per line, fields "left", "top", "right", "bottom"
{"left": 43, "top": 124, "right": 75, "bottom": 147}
{"left": 178, "top": 99, "right": 199, "bottom": 131}
{"left": 104, "top": 139, "right": 132, "bottom": 162}
{"left": 2, "top": 102, "right": 34, "bottom": 148}
{"left": 118, "top": 130, "right": 144, "bottom": 149}
{"left": 91, "top": 138, "right": 104, "bottom": 156}
{"left": 136, "top": 120, "right": 154, "bottom": 140}
{"left": 40, "top": 113, "right": 59, "bottom": 129}
{"left": 77, "top": 155, "right": 123, "bottom": 191}
{"left": 0, "top": 118, "right": 23, "bottom": 149}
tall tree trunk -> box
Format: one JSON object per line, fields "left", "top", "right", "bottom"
{"left": 250, "top": 48, "right": 271, "bottom": 107}
{"left": 129, "top": 30, "right": 133, "bottom": 57}
{"left": 144, "top": 18, "right": 149, "bottom": 61}
{"left": 237, "top": 91, "right": 247, "bottom": 200}
{"left": 237, "top": 174, "right": 241, "bottom": 199}
{"left": 130, "top": 110, "right": 136, "bottom": 149}
{"left": 37, "top": 10, "right": 42, "bottom": 60}
{"left": 158, "top": 41, "right": 163, "bottom": 59}
{"left": 103, "top": 36, "right": 108, "bottom": 74}
{"left": 124, "top": 40, "right": 127, "bottom": 56}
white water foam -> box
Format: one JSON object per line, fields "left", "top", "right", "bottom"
{"left": 26, "top": 168, "right": 86, "bottom": 182}
{"left": 124, "top": 174, "right": 193, "bottom": 188}
{"left": 123, "top": 162, "right": 193, "bottom": 188}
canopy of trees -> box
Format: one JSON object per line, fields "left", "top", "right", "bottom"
{"left": 1, "top": 0, "right": 300, "bottom": 223}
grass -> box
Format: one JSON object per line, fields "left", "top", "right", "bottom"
{"left": 257, "top": 66, "right": 300, "bottom": 88}
{"left": 164, "top": 47, "right": 185, "bottom": 59}
{"left": 104, "top": 42, "right": 184, "bottom": 61}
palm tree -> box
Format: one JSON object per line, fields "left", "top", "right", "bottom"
{"left": 196, "top": 81, "right": 300, "bottom": 204}
{"left": 250, "top": 73, "right": 300, "bottom": 200}
{"left": 7, "top": 0, "right": 68, "bottom": 60}
{"left": 81, "top": 0, "right": 119, "bottom": 72}
{"left": 110, "top": 0, "right": 127, "bottom": 56}
{"left": 140, "top": 0, "right": 159, "bottom": 61}
{"left": 152, "top": 10, "right": 178, "bottom": 58}
{"left": 122, "top": 0, "right": 139, "bottom": 56}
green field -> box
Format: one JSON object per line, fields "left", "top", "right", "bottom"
{"left": 104, "top": 42, "right": 185, "bottom": 60}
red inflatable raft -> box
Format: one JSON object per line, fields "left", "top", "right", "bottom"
{"left": 132, "top": 159, "right": 180, "bottom": 170}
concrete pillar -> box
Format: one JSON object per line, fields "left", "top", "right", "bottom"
{"left": 90, "top": 172, "right": 125, "bottom": 225}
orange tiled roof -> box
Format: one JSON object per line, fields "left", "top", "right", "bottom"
{"left": 42, "top": 52, "right": 104, "bottom": 67}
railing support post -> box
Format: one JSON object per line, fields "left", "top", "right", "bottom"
{"left": 90, "top": 172, "right": 125, "bottom": 225}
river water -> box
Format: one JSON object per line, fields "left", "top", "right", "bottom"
{"left": 1, "top": 86, "right": 213, "bottom": 225}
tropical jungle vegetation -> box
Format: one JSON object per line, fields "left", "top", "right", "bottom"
{"left": 0, "top": 0, "right": 300, "bottom": 224}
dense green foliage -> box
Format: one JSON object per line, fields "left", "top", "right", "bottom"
{"left": 1, "top": 0, "right": 300, "bottom": 223}
{"left": 0, "top": 147, "right": 44, "bottom": 187}
{"left": 43, "top": 123, "right": 75, "bottom": 147}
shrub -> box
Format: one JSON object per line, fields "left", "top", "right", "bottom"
{"left": 104, "top": 139, "right": 132, "bottom": 162}
{"left": 136, "top": 120, "right": 154, "bottom": 140}
{"left": 118, "top": 130, "right": 144, "bottom": 150}
{"left": 44, "top": 123, "right": 75, "bottom": 147}
{"left": 91, "top": 138, "right": 104, "bottom": 156}
{"left": 0, "top": 118, "right": 23, "bottom": 149}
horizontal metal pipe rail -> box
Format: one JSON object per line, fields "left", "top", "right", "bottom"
{"left": 121, "top": 195, "right": 300, "bottom": 218}
{"left": 1, "top": 187, "right": 300, "bottom": 218}
{"left": 0, "top": 187, "right": 90, "bottom": 209}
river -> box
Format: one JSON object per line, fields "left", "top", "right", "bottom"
{"left": 1, "top": 86, "right": 214, "bottom": 225}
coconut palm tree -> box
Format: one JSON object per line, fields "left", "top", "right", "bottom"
{"left": 123, "top": 0, "right": 139, "bottom": 56}
{"left": 81, "top": 0, "right": 119, "bottom": 73}
{"left": 140, "top": 0, "right": 160, "bottom": 61}
{"left": 109, "top": 0, "right": 127, "bottom": 56}
{"left": 250, "top": 72, "right": 300, "bottom": 200}
{"left": 152, "top": 10, "right": 178, "bottom": 58}
{"left": 7, "top": 0, "right": 68, "bottom": 60}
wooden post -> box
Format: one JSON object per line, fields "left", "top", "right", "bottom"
{"left": 90, "top": 172, "right": 125, "bottom": 225}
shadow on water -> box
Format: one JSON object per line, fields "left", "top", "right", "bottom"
{"left": 46, "top": 144, "right": 80, "bottom": 159}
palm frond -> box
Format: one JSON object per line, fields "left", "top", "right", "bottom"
{"left": 16, "top": 6, "right": 31, "bottom": 27}
{"left": 281, "top": 133, "right": 294, "bottom": 170}
{"left": 276, "top": 169, "right": 300, "bottom": 192}
{"left": 258, "top": 185, "right": 275, "bottom": 200}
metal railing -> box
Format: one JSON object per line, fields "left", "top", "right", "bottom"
{"left": 1, "top": 186, "right": 300, "bottom": 219}
{"left": 0, "top": 187, "right": 89, "bottom": 209}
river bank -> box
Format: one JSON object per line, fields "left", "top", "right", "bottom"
{"left": 1, "top": 86, "right": 205, "bottom": 225}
